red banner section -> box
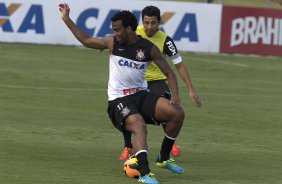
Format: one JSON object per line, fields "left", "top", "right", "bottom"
{"left": 220, "top": 6, "right": 282, "bottom": 56}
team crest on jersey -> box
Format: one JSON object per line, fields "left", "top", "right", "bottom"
{"left": 136, "top": 49, "right": 145, "bottom": 61}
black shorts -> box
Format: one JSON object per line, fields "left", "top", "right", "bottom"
{"left": 148, "top": 80, "right": 171, "bottom": 100}
{"left": 146, "top": 80, "right": 171, "bottom": 124}
{"left": 107, "top": 90, "right": 160, "bottom": 132}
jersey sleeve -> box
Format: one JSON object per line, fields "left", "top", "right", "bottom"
{"left": 163, "top": 36, "right": 182, "bottom": 64}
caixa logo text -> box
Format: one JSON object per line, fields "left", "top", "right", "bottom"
{"left": 77, "top": 8, "right": 199, "bottom": 42}
{"left": 0, "top": 3, "right": 44, "bottom": 34}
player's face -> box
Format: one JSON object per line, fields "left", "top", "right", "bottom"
{"left": 143, "top": 15, "right": 159, "bottom": 37}
{"left": 112, "top": 20, "right": 128, "bottom": 44}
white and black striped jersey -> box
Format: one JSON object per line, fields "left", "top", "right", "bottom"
{"left": 107, "top": 37, "right": 154, "bottom": 101}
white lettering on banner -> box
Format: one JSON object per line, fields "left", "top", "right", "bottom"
{"left": 280, "top": 19, "right": 282, "bottom": 45}
{"left": 231, "top": 16, "right": 282, "bottom": 47}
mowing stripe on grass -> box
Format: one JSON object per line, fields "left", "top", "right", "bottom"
{"left": 0, "top": 84, "right": 106, "bottom": 91}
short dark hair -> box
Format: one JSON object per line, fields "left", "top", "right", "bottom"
{"left": 142, "top": 6, "right": 161, "bottom": 22}
{"left": 111, "top": 10, "right": 138, "bottom": 31}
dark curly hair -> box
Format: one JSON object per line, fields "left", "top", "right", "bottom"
{"left": 111, "top": 10, "right": 138, "bottom": 31}
{"left": 141, "top": 6, "right": 161, "bottom": 22}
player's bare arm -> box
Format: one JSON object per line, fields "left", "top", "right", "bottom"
{"left": 163, "top": 36, "right": 201, "bottom": 107}
{"left": 175, "top": 63, "right": 202, "bottom": 108}
{"left": 151, "top": 45, "right": 180, "bottom": 105}
{"left": 59, "top": 3, "right": 110, "bottom": 50}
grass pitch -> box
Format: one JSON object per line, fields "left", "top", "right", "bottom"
{"left": 0, "top": 42, "right": 281, "bottom": 184}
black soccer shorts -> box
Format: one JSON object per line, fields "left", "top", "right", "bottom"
{"left": 107, "top": 90, "right": 160, "bottom": 132}
{"left": 148, "top": 80, "right": 171, "bottom": 100}
{"left": 146, "top": 80, "right": 171, "bottom": 125}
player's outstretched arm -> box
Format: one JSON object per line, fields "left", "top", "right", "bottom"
{"left": 58, "top": 3, "right": 108, "bottom": 50}
{"left": 175, "top": 63, "right": 202, "bottom": 108}
{"left": 151, "top": 45, "right": 180, "bottom": 105}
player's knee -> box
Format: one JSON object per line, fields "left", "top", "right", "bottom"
{"left": 171, "top": 106, "right": 185, "bottom": 124}
{"left": 179, "top": 107, "right": 185, "bottom": 120}
{"left": 132, "top": 120, "right": 147, "bottom": 135}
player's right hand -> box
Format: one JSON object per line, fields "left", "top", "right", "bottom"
{"left": 58, "top": 3, "right": 70, "bottom": 21}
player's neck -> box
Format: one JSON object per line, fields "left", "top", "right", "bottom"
{"left": 125, "top": 34, "right": 140, "bottom": 46}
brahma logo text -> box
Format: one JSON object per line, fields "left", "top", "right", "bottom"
{"left": 0, "top": 3, "right": 44, "bottom": 34}
{"left": 231, "top": 16, "right": 282, "bottom": 47}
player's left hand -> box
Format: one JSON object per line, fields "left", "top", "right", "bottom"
{"left": 170, "top": 95, "right": 181, "bottom": 105}
{"left": 190, "top": 90, "right": 202, "bottom": 108}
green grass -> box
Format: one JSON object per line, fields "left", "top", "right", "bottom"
{"left": 0, "top": 42, "right": 282, "bottom": 184}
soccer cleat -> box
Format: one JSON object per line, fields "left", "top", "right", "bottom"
{"left": 156, "top": 157, "right": 184, "bottom": 174}
{"left": 171, "top": 143, "right": 181, "bottom": 157}
{"left": 119, "top": 147, "right": 132, "bottom": 161}
{"left": 138, "top": 173, "right": 159, "bottom": 184}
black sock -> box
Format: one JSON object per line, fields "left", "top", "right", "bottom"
{"left": 159, "top": 135, "right": 175, "bottom": 161}
{"left": 136, "top": 151, "right": 150, "bottom": 176}
{"left": 123, "top": 130, "right": 132, "bottom": 148}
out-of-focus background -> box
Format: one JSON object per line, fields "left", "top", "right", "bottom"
{"left": 174, "top": 0, "right": 282, "bottom": 9}
{"left": 1, "top": 0, "right": 282, "bottom": 56}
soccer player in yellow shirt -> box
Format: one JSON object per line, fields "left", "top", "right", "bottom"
{"left": 119, "top": 6, "right": 202, "bottom": 161}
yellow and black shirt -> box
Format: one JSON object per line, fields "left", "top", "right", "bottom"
{"left": 136, "top": 25, "right": 182, "bottom": 81}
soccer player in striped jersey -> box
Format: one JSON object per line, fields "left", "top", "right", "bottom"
{"left": 59, "top": 4, "right": 186, "bottom": 183}
{"left": 119, "top": 6, "right": 202, "bottom": 162}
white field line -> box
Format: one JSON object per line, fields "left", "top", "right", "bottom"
{"left": 190, "top": 57, "right": 250, "bottom": 68}
{"left": 200, "top": 92, "right": 281, "bottom": 98}
{"left": 214, "top": 60, "right": 249, "bottom": 67}
{"left": 0, "top": 84, "right": 279, "bottom": 98}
